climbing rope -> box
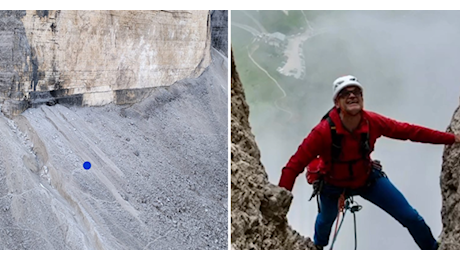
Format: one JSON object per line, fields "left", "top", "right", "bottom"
{"left": 330, "top": 194, "right": 362, "bottom": 250}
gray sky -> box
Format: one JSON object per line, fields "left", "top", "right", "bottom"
{"left": 232, "top": 10, "right": 460, "bottom": 250}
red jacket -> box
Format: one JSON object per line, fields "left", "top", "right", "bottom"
{"left": 279, "top": 108, "right": 455, "bottom": 191}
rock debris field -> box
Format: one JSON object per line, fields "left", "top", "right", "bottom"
{"left": 0, "top": 49, "right": 228, "bottom": 249}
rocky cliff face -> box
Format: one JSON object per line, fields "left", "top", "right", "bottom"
{"left": 210, "top": 11, "right": 228, "bottom": 56}
{"left": 0, "top": 10, "right": 211, "bottom": 117}
{"left": 439, "top": 106, "right": 460, "bottom": 250}
{"left": 231, "top": 49, "right": 315, "bottom": 250}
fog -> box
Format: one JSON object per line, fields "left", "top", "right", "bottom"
{"left": 232, "top": 10, "right": 460, "bottom": 250}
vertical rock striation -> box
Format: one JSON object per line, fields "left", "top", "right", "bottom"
{"left": 0, "top": 10, "right": 212, "bottom": 117}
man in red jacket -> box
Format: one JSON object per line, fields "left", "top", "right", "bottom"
{"left": 279, "top": 75, "right": 460, "bottom": 250}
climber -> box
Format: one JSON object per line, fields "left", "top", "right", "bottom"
{"left": 278, "top": 75, "right": 460, "bottom": 250}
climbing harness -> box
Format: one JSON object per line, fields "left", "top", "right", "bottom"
{"left": 330, "top": 192, "right": 363, "bottom": 250}
{"left": 307, "top": 111, "right": 371, "bottom": 213}
{"left": 309, "top": 179, "right": 324, "bottom": 213}
{"left": 306, "top": 108, "right": 372, "bottom": 187}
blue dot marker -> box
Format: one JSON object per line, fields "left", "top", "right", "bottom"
{"left": 83, "top": 161, "right": 91, "bottom": 170}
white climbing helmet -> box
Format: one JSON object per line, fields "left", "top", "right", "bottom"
{"left": 332, "top": 75, "right": 363, "bottom": 101}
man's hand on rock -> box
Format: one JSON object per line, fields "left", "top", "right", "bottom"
{"left": 455, "top": 135, "right": 460, "bottom": 143}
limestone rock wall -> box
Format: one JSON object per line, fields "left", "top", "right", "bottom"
{"left": 231, "top": 49, "right": 315, "bottom": 250}
{"left": 0, "top": 10, "right": 211, "bottom": 116}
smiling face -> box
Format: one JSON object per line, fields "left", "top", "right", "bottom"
{"left": 334, "top": 86, "right": 363, "bottom": 116}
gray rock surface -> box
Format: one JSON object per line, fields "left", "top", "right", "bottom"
{"left": 210, "top": 11, "right": 228, "bottom": 56}
{"left": 231, "top": 49, "right": 315, "bottom": 250}
{"left": 0, "top": 48, "right": 227, "bottom": 250}
{"left": 439, "top": 106, "right": 460, "bottom": 250}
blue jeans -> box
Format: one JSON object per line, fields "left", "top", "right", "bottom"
{"left": 314, "top": 168, "right": 438, "bottom": 250}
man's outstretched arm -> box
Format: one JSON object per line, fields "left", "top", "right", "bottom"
{"left": 373, "top": 112, "right": 458, "bottom": 144}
